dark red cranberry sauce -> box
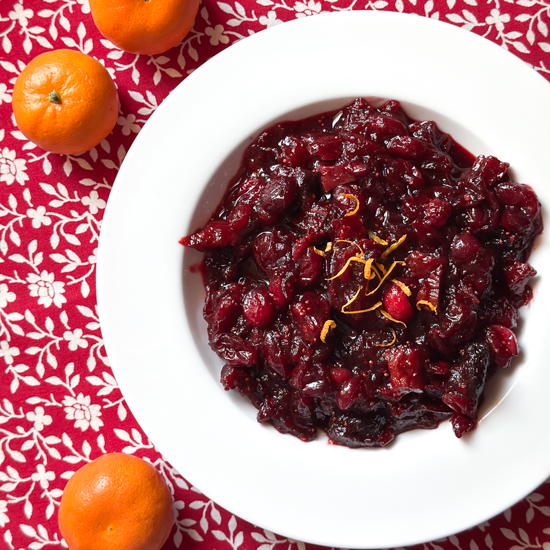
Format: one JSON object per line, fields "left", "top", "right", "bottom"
{"left": 180, "top": 98, "right": 541, "bottom": 447}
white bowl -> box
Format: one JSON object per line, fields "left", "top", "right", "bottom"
{"left": 97, "top": 11, "right": 550, "bottom": 549}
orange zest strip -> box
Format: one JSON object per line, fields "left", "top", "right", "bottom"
{"left": 374, "top": 328, "right": 397, "bottom": 347}
{"left": 363, "top": 258, "right": 375, "bottom": 280}
{"left": 340, "top": 193, "right": 360, "bottom": 217}
{"left": 334, "top": 239, "right": 364, "bottom": 257}
{"left": 380, "top": 234, "right": 407, "bottom": 260}
{"left": 368, "top": 231, "right": 389, "bottom": 246}
{"left": 391, "top": 279, "right": 412, "bottom": 297}
{"left": 369, "top": 262, "right": 382, "bottom": 281}
{"left": 341, "top": 288, "right": 382, "bottom": 314}
{"left": 320, "top": 320, "right": 337, "bottom": 343}
{"left": 343, "top": 301, "right": 383, "bottom": 315}
{"left": 376, "top": 262, "right": 387, "bottom": 275}
{"left": 313, "top": 242, "right": 333, "bottom": 257}
{"left": 365, "top": 261, "right": 405, "bottom": 297}
{"left": 380, "top": 309, "right": 408, "bottom": 327}
{"left": 340, "top": 286, "right": 361, "bottom": 312}
{"left": 325, "top": 256, "right": 367, "bottom": 281}
{"left": 416, "top": 300, "right": 438, "bottom": 314}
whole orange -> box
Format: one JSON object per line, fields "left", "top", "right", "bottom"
{"left": 58, "top": 453, "right": 174, "bottom": 550}
{"left": 12, "top": 49, "right": 118, "bottom": 155}
{"left": 89, "top": 0, "right": 200, "bottom": 55}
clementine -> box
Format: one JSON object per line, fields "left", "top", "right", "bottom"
{"left": 12, "top": 49, "right": 118, "bottom": 155}
{"left": 89, "top": 0, "right": 200, "bottom": 55}
{"left": 58, "top": 453, "right": 174, "bottom": 550}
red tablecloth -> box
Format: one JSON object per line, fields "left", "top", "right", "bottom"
{"left": 1, "top": 1, "right": 550, "bottom": 549}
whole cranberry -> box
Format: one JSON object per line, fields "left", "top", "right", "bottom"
{"left": 242, "top": 287, "right": 274, "bottom": 328}
{"left": 383, "top": 282, "right": 414, "bottom": 323}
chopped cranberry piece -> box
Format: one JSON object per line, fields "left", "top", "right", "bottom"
{"left": 437, "top": 298, "right": 477, "bottom": 346}
{"left": 501, "top": 207, "right": 531, "bottom": 233}
{"left": 319, "top": 163, "right": 356, "bottom": 192}
{"left": 384, "top": 345, "right": 426, "bottom": 394}
{"left": 210, "top": 332, "right": 257, "bottom": 367}
{"left": 277, "top": 135, "right": 309, "bottom": 167}
{"left": 290, "top": 292, "right": 330, "bottom": 343}
{"left": 329, "top": 366, "right": 353, "bottom": 386}
{"left": 450, "top": 412, "right": 476, "bottom": 438}
{"left": 252, "top": 228, "right": 293, "bottom": 276}
{"left": 268, "top": 272, "right": 297, "bottom": 308}
{"left": 427, "top": 361, "right": 450, "bottom": 376}
{"left": 180, "top": 220, "right": 237, "bottom": 251}
{"left": 386, "top": 135, "right": 427, "bottom": 159}
{"left": 423, "top": 198, "right": 452, "bottom": 228}
{"left": 205, "top": 284, "right": 242, "bottom": 333}
{"left": 220, "top": 364, "right": 253, "bottom": 393}
{"left": 290, "top": 362, "right": 332, "bottom": 397}
{"left": 460, "top": 155, "right": 509, "bottom": 188}
{"left": 297, "top": 246, "right": 322, "bottom": 287}
{"left": 326, "top": 410, "right": 395, "bottom": 448}
{"left": 450, "top": 233, "right": 494, "bottom": 294}
{"left": 336, "top": 375, "right": 362, "bottom": 410}
{"left": 257, "top": 385, "right": 316, "bottom": 441}
{"left": 504, "top": 261, "right": 537, "bottom": 296}
{"left": 416, "top": 264, "right": 443, "bottom": 314}
{"left": 258, "top": 174, "right": 297, "bottom": 222}
{"left": 242, "top": 287, "right": 274, "bottom": 328}
{"left": 442, "top": 341, "right": 490, "bottom": 423}
{"left": 494, "top": 181, "right": 540, "bottom": 217}
{"left": 406, "top": 251, "right": 445, "bottom": 278}
{"left": 485, "top": 325, "right": 519, "bottom": 368}
{"left": 304, "top": 132, "right": 343, "bottom": 160}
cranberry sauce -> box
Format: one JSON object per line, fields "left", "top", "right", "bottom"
{"left": 180, "top": 98, "right": 542, "bottom": 447}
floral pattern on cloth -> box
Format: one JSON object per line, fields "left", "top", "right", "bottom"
{"left": 1, "top": 0, "right": 550, "bottom": 549}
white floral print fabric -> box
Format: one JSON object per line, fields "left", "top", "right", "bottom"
{"left": 1, "top": 1, "right": 550, "bottom": 550}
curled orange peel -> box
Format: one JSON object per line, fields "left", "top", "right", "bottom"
{"left": 416, "top": 300, "right": 438, "bottom": 314}
{"left": 363, "top": 257, "right": 375, "bottom": 280}
{"left": 365, "top": 261, "right": 405, "bottom": 297}
{"left": 341, "top": 287, "right": 382, "bottom": 315}
{"left": 320, "top": 320, "right": 337, "bottom": 343}
{"left": 380, "top": 234, "right": 407, "bottom": 260}
{"left": 340, "top": 193, "right": 360, "bottom": 217}
{"left": 380, "top": 309, "right": 407, "bottom": 327}
{"left": 391, "top": 279, "right": 412, "bottom": 297}
{"left": 368, "top": 231, "right": 389, "bottom": 246}
{"left": 313, "top": 242, "right": 332, "bottom": 257}
{"left": 325, "top": 255, "right": 367, "bottom": 281}
{"left": 334, "top": 239, "right": 364, "bottom": 257}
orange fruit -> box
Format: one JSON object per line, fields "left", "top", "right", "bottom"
{"left": 58, "top": 453, "right": 174, "bottom": 550}
{"left": 89, "top": 0, "right": 200, "bottom": 55}
{"left": 12, "top": 49, "right": 118, "bottom": 155}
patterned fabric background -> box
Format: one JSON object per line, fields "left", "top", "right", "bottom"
{"left": 1, "top": 0, "right": 550, "bottom": 549}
